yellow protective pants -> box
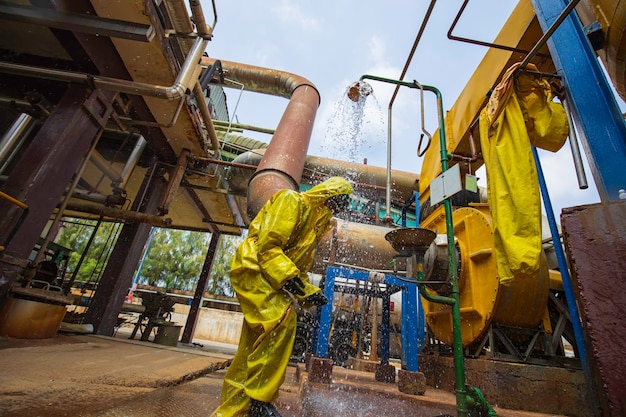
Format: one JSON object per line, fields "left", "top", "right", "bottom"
{"left": 211, "top": 306, "right": 296, "bottom": 417}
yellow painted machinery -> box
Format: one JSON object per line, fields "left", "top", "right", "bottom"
{"left": 419, "top": 204, "right": 551, "bottom": 348}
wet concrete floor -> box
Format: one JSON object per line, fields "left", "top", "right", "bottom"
{"left": 0, "top": 331, "right": 564, "bottom": 417}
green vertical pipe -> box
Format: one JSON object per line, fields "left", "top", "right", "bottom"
{"left": 431, "top": 86, "right": 468, "bottom": 417}
{"left": 359, "top": 74, "right": 468, "bottom": 416}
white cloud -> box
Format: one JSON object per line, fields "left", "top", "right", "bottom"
{"left": 367, "top": 35, "right": 386, "bottom": 63}
{"left": 271, "top": 0, "right": 320, "bottom": 31}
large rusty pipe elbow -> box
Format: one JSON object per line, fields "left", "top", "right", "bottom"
{"left": 248, "top": 84, "right": 320, "bottom": 216}
{"left": 202, "top": 58, "right": 320, "bottom": 217}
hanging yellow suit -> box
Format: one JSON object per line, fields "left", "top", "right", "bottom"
{"left": 211, "top": 177, "right": 353, "bottom": 417}
{"left": 479, "top": 63, "right": 568, "bottom": 286}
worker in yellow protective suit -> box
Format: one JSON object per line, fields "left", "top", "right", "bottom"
{"left": 211, "top": 176, "right": 354, "bottom": 417}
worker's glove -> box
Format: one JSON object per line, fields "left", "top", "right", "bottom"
{"left": 283, "top": 276, "right": 306, "bottom": 296}
{"left": 305, "top": 292, "right": 328, "bottom": 306}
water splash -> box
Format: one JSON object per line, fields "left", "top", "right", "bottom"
{"left": 320, "top": 81, "right": 386, "bottom": 180}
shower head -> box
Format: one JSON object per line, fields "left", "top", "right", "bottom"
{"left": 347, "top": 81, "right": 372, "bottom": 102}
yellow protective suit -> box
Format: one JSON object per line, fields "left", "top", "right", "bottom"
{"left": 212, "top": 176, "right": 353, "bottom": 417}
{"left": 479, "top": 63, "right": 568, "bottom": 286}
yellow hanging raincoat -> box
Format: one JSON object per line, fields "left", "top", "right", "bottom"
{"left": 479, "top": 63, "right": 568, "bottom": 286}
{"left": 212, "top": 176, "right": 353, "bottom": 417}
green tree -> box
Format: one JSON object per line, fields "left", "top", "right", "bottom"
{"left": 138, "top": 228, "right": 210, "bottom": 290}
{"left": 138, "top": 229, "right": 243, "bottom": 297}
{"left": 55, "top": 219, "right": 243, "bottom": 298}
{"left": 54, "top": 218, "right": 122, "bottom": 283}
{"left": 207, "top": 233, "right": 245, "bottom": 298}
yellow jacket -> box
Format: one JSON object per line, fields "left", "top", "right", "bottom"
{"left": 230, "top": 176, "right": 353, "bottom": 331}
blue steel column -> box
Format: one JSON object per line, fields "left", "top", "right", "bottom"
{"left": 401, "top": 283, "right": 419, "bottom": 371}
{"left": 531, "top": 0, "right": 626, "bottom": 200}
{"left": 380, "top": 293, "right": 391, "bottom": 364}
{"left": 315, "top": 267, "right": 337, "bottom": 357}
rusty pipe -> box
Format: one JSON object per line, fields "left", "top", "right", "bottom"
{"left": 158, "top": 149, "right": 190, "bottom": 215}
{"left": 65, "top": 201, "right": 172, "bottom": 228}
{"left": 189, "top": 0, "right": 215, "bottom": 37}
{"left": 201, "top": 58, "right": 319, "bottom": 100}
{"left": 90, "top": 151, "right": 122, "bottom": 184}
{"left": 248, "top": 85, "right": 320, "bottom": 216}
{"left": 192, "top": 81, "right": 220, "bottom": 151}
{"left": 203, "top": 58, "right": 321, "bottom": 217}
{"left": 230, "top": 149, "right": 419, "bottom": 202}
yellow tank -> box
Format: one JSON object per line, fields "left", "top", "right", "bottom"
{"left": 420, "top": 204, "right": 550, "bottom": 347}
{"left": 578, "top": 0, "right": 626, "bottom": 100}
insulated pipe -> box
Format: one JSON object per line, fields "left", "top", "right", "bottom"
{"left": 0, "top": 36, "right": 207, "bottom": 100}
{"left": 230, "top": 149, "right": 419, "bottom": 202}
{"left": 90, "top": 151, "right": 122, "bottom": 184}
{"left": 158, "top": 148, "right": 190, "bottom": 215}
{"left": 201, "top": 58, "right": 319, "bottom": 100}
{"left": 0, "top": 113, "right": 32, "bottom": 162}
{"left": 562, "top": 98, "right": 588, "bottom": 189}
{"left": 202, "top": 58, "right": 321, "bottom": 217}
{"left": 117, "top": 136, "right": 147, "bottom": 190}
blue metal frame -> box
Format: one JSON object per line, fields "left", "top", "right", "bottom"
{"left": 315, "top": 266, "right": 422, "bottom": 371}
{"left": 531, "top": 0, "right": 626, "bottom": 200}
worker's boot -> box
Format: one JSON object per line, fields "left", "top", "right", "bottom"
{"left": 249, "top": 399, "right": 283, "bottom": 417}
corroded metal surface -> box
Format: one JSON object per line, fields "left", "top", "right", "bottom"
{"left": 562, "top": 200, "right": 626, "bottom": 416}
{"left": 419, "top": 354, "right": 589, "bottom": 416}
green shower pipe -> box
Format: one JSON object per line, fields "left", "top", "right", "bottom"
{"left": 358, "top": 74, "right": 486, "bottom": 417}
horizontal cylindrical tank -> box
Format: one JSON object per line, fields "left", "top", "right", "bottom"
{"left": 312, "top": 219, "right": 403, "bottom": 275}
{"left": 312, "top": 205, "right": 553, "bottom": 348}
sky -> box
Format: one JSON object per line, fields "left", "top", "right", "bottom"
{"left": 198, "top": 0, "right": 625, "bottom": 219}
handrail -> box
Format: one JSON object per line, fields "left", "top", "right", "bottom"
{"left": 0, "top": 191, "right": 27, "bottom": 210}
{"left": 0, "top": 191, "right": 29, "bottom": 253}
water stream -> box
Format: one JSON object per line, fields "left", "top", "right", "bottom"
{"left": 319, "top": 81, "right": 386, "bottom": 180}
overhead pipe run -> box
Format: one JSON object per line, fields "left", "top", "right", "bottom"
{"left": 158, "top": 149, "right": 191, "bottom": 215}
{"left": 0, "top": 114, "right": 33, "bottom": 162}
{"left": 0, "top": 36, "right": 207, "bottom": 100}
{"left": 65, "top": 201, "right": 172, "bottom": 228}
{"left": 164, "top": 0, "right": 220, "bottom": 152}
{"left": 203, "top": 58, "right": 321, "bottom": 217}
{"left": 230, "top": 149, "right": 418, "bottom": 202}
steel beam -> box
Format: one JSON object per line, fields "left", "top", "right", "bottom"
{"left": 0, "top": 2, "right": 154, "bottom": 42}
{"left": 531, "top": 0, "right": 626, "bottom": 200}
